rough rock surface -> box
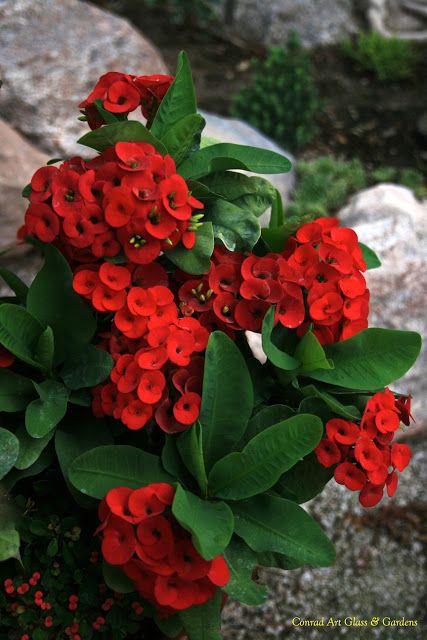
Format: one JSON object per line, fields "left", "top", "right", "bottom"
{"left": 339, "top": 184, "right": 427, "bottom": 425}
{"left": 201, "top": 110, "right": 295, "bottom": 226}
{"left": 215, "top": 0, "right": 358, "bottom": 48}
{"left": 0, "top": 119, "right": 49, "bottom": 245}
{"left": 0, "top": 0, "right": 167, "bottom": 157}
{"left": 367, "top": 0, "right": 427, "bottom": 40}
{"left": 222, "top": 437, "right": 427, "bottom": 639}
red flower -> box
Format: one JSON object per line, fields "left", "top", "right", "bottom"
{"left": 103, "top": 80, "right": 141, "bottom": 113}
{"left": 354, "top": 438, "right": 383, "bottom": 471}
{"left": 127, "top": 287, "right": 157, "bottom": 316}
{"left": 104, "top": 187, "right": 135, "bottom": 227}
{"left": 52, "top": 170, "right": 83, "bottom": 217}
{"left": 334, "top": 462, "right": 366, "bottom": 491}
{"left": 391, "top": 443, "right": 411, "bottom": 471}
{"left": 121, "top": 400, "right": 153, "bottom": 430}
{"left": 137, "top": 370, "right": 166, "bottom": 404}
{"left": 375, "top": 409, "right": 400, "bottom": 434}
{"left": 173, "top": 392, "right": 201, "bottom": 425}
{"left": 115, "top": 142, "right": 155, "bottom": 172}
{"left": 359, "top": 483, "right": 384, "bottom": 508}
{"left": 326, "top": 419, "right": 360, "bottom": 445}
{"left": 99, "top": 262, "right": 131, "bottom": 291}
{"left": 315, "top": 438, "right": 341, "bottom": 467}
{"left": 207, "top": 556, "right": 230, "bottom": 587}
{"left": 134, "top": 74, "right": 174, "bottom": 120}
{"left": 30, "top": 165, "right": 59, "bottom": 203}
{"left": 24, "top": 203, "right": 59, "bottom": 243}
{"left": 101, "top": 516, "right": 136, "bottom": 565}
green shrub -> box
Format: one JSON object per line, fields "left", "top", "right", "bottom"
{"left": 287, "top": 156, "right": 366, "bottom": 217}
{"left": 370, "top": 166, "right": 397, "bottom": 183}
{"left": 342, "top": 32, "right": 418, "bottom": 81}
{"left": 144, "top": 0, "right": 219, "bottom": 26}
{"left": 230, "top": 32, "right": 319, "bottom": 150}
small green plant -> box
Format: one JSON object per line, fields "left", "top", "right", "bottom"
{"left": 400, "top": 168, "right": 427, "bottom": 199}
{"left": 287, "top": 156, "right": 366, "bottom": 217}
{"left": 342, "top": 31, "right": 418, "bottom": 81}
{"left": 370, "top": 166, "right": 397, "bottom": 183}
{"left": 144, "top": 0, "right": 219, "bottom": 26}
{"left": 230, "top": 32, "right": 319, "bottom": 150}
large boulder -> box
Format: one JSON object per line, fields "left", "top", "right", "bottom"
{"left": 339, "top": 184, "right": 427, "bottom": 427}
{"left": 0, "top": 0, "right": 167, "bottom": 157}
{"left": 201, "top": 110, "right": 295, "bottom": 226}
{"left": 367, "top": 0, "right": 427, "bottom": 40}
{"left": 215, "top": 0, "right": 358, "bottom": 48}
{"left": 0, "top": 119, "right": 46, "bottom": 292}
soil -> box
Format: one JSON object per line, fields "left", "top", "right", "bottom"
{"left": 93, "top": 1, "right": 427, "bottom": 172}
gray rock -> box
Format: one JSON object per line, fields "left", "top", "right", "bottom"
{"left": 339, "top": 184, "right": 427, "bottom": 426}
{"left": 222, "top": 437, "right": 427, "bottom": 639}
{"left": 215, "top": 0, "right": 358, "bottom": 48}
{"left": 201, "top": 110, "right": 295, "bottom": 226}
{"left": 367, "top": 0, "right": 427, "bottom": 41}
{"left": 0, "top": 0, "right": 167, "bottom": 157}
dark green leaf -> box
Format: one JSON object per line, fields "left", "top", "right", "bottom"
{"left": 0, "top": 369, "right": 36, "bottom": 412}
{"left": 69, "top": 445, "right": 173, "bottom": 499}
{"left": 232, "top": 494, "right": 335, "bottom": 566}
{"left": 61, "top": 345, "right": 113, "bottom": 390}
{"left": 294, "top": 331, "right": 333, "bottom": 372}
{"left": 26, "top": 244, "right": 96, "bottom": 364}
{"left": 0, "top": 528, "right": 20, "bottom": 562}
{"left": 156, "top": 614, "right": 184, "bottom": 639}
{"left": 179, "top": 143, "right": 292, "bottom": 180}
{"left": 172, "top": 485, "right": 234, "bottom": 560}
{"left": 77, "top": 120, "right": 167, "bottom": 154}
{"left": 22, "top": 183, "right": 32, "bottom": 198}
{"left": 0, "top": 268, "right": 28, "bottom": 303}
{"left": 0, "top": 428, "right": 19, "bottom": 479}
{"left": 244, "top": 404, "right": 295, "bottom": 443}
{"left": 161, "top": 113, "right": 205, "bottom": 165}
{"left": 300, "top": 384, "right": 361, "bottom": 420}
{"left": 162, "top": 435, "right": 193, "bottom": 485}
{"left": 208, "top": 414, "right": 323, "bottom": 500}
{"left": 269, "top": 189, "right": 284, "bottom": 228}
{"left": 167, "top": 222, "right": 214, "bottom": 275}
{"left": 223, "top": 537, "right": 267, "bottom": 605}
{"left": 359, "top": 242, "right": 381, "bottom": 269}
{"left": 180, "top": 589, "right": 222, "bottom": 640}
{"left": 15, "top": 425, "right": 54, "bottom": 470}
{"left": 200, "top": 332, "right": 254, "bottom": 471}
{"left": 103, "top": 561, "right": 135, "bottom": 594}
{"left": 206, "top": 200, "right": 260, "bottom": 252}
{"left": 2, "top": 447, "right": 55, "bottom": 491}
{"left": 0, "top": 303, "right": 43, "bottom": 367}
{"left": 25, "top": 380, "right": 69, "bottom": 438}
{"left": 177, "top": 422, "right": 208, "bottom": 495}
{"left": 308, "top": 328, "right": 422, "bottom": 390}
{"left": 262, "top": 307, "right": 300, "bottom": 370}
{"left": 34, "top": 326, "right": 55, "bottom": 373}
{"left": 274, "top": 454, "right": 333, "bottom": 504}
{"left": 151, "top": 51, "right": 197, "bottom": 139}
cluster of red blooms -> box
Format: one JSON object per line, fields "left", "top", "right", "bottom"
{"left": 3, "top": 574, "right": 61, "bottom": 639}
{"left": 21, "top": 141, "right": 204, "bottom": 264}
{"left": 315, "top": 389, "right": 413, "bottom": 507}
{"left": 79, "top": 71, "right": 174, "bottom": 128}
{"left": 73, "top": 261, "right": 208, "bottom": 432}
{"left": 176, "top": 217, "right": 369, "bottom": 345}
{"left": 98, "top": 483, "right": 229, "bottom": 615}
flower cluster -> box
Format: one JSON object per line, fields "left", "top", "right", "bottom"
{"left": 73, "top": 261, "right": 208, "bottom": 432}
{"left": 22, "top": 141, "right": 203, "bottom": 265}
{"left": 315, "top": 390, "right": 413, "bottom": 507}
{"left": 79, "top": 72, "right": 174, "bottom": 128}
{"left": 177, "top": 217, "right": 369, "bottom": 344}
{"left": 98, "top": 484, "right": 229, "bottom": 615}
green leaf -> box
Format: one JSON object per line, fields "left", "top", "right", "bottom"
{"left": 0, "top": 267, "right": 28, "bottom": 303}
{"left": 0, "top": 528, "right": 20, "bottom": 562}
{"left": 22, "top": 183, "right": 32, "bottom": 198}
{"left": 232, "top": 494, "right": 335, "bottom": 566}
{"left": 359, "top": 242, "right": 381, "bottom": 269}
{"left": 177, "top": 422, "right": 208, "bottom": 495}
{"left": 47, "top": 537, "right": 58, "bottom": 557}
{"left": 274, "top": 454, "right": 333, "bottom": 504}
{"left": 179, "top": 143, "right": 292, "bottom": 181}
{"left": 69, "top": 445, "right": 173, "bottom": 499}
{"left": 161, "top": 113, "right": 205, "bottom": 165}
{"left": 0, "top": 428, "right": 19, "bottom": 479}
{"left": 0, "top": 369, "right": 36, "bottom": 412}
{"left": 261, "top": 307, "right": 300, "bottom": 370}
{"left": 294, "top": 331, "right": 333, "bottom": 372}
{"left": 232, "top": 177, "right": 276, "bottom": 217}
{"left": 262, "top": 213, "right": 316, "bottom": 251}
{"left": 55, "top": 412, "right": 113, "bottom": 504}
{"left": 2, "top": 446, "right": 55, "bottom": 491}
{"left": 200, "top": 332, "right": 254, "bottom": 471}
{"left": 243, "top": 404, "right": 296, "bottom": 444}
{"left": 223, "top": 537, "right": 268, "bottom": 605}
{"left": 60, "top": 345, "right": 113, "bottom": 390}
{"left": 208, "top": 414, "right": 323, "bottom": 500}
{"left": 167, "top": 222, "right": 214, "bottom": 275}
{"left": 205, "top": 200, "right": 260, "bottom": 252}
{"left": 162, "top": 435, "right": 193, "bottom": 485}
{"left": 77, "top": 120, "right": 167, "bottom": 154}
{"left": 200, "top": 172, "right": 276, "bottom": 217}
{"left": 300, "top": 384, "right": 361, "bottom": 421}
{"left": 151, "top": 51, "right": 197, "bottom": 139}
{"left": 172, "top": 485, "right": 234, "bottom": 560}
{"left": 25, "top": 380, "right": 69, "bottom": 438}
{"left": 156, "top": 614, "right": 184, "bottom": 639}
{"left": 15, "top": 425, "right": 54, "bottom": 470}
{"left": 26, "top": 244, "right": 96, "bottom": 364}
{"left": 269, "top": 189, "right": 284, "bottom": 228}
{"left": 0, "top": 303, "right": 43, "bottom": 367}
{"left": 103, "top": 561, "right": 135, "bottom": 594}
{"left": 308, "top": 328, "right": 422, "bottom": 390}
{"left": 180, "top": 589, "right": 222, "bottom": 640}
{"left": 93, "top": 98, "right": 121, "bottom": 124}
{"left": 34, "top": 326, "right": 55, "bottom": 373}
